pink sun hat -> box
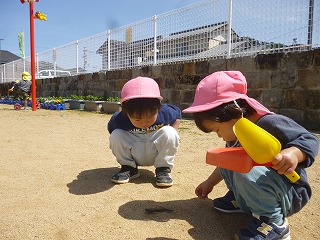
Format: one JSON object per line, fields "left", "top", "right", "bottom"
{"left": 182, "top": 71, "right": 271, "bottom": 115}
{"left": 121, "top": 76, "right": 163, "bottom": 103}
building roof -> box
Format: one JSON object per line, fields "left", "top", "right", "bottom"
{"left": 0, "top": 50, "right": 21, "bottom": 64}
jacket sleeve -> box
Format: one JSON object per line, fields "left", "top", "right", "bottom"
{"left": 166, "top": 104, "right": 182, "bottom": 124}
{"left": 107, "top": 113, "right": 119, "bottom": 134}
{"left": 259, "top": 115, "right": 319, "bottom": 168}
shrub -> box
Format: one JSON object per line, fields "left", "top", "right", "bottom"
{"left": 106, "top": 97, "right": 121, "bottom": 102}
{"left": 69, "top": 95, "right": 85, "bottom": 100}
{"left": 84, "top": 95, "right": 104, "bottom": 101}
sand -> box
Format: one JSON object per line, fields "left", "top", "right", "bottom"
{"left": 0, "top": 104, "right": 319, "bottom": 240}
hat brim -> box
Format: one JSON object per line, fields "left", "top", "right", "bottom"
{"left": 183, "top": 96, "right": 271, "bottom": 116}
{"left": 121, "top": 95, "right": 163, "bottom": 103}
{"left": 22, "top": 76, "right": 31, "bottom": 81}
{"left": 182, "top": 98, "right": 231, "bottom": 113}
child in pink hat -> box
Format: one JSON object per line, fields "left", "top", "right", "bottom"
{"left": 183, "top": 71, "right": 319, "bottom": 239}
{"left": 108, "top": 76, "right": 181, "bottom": 187}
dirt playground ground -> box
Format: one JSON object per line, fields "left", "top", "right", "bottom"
{"left": 0, "top": 104, "right": 319, "bottom": 240}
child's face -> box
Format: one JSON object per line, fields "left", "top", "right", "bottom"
{"left": 128, "top": 111, "right": 158, "bottom": 129}
{"left": 201, "top": 118, "right": 238, "bottom": 141}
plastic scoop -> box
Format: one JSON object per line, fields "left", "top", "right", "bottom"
{"left": 233, "top": 118, "right": 300, "bottom": 182}
{"left": 206, "top": 147, "right": 272, "bottom": 173}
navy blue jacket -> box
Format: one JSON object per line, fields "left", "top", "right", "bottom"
{"left": 252, "top": 114, "right": 318, "bottom": 215}
{"left": 108, "top": 104, "right": 181, "bottom": 134}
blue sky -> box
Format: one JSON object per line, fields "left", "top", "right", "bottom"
{"left": 0, "top": 0, "right": 199, "bottom": 57}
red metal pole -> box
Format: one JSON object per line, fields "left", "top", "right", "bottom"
{"left": 29, "top": 1, "right": 36, "bottom": 111}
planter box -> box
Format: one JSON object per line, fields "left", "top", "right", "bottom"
{"left": 84, "top": 100, "right": 105, "bottom": 112}
{"left": 102, "top": 102, "right": 122, "bottom": 114}
{"left": 62, "top": 99, "right": 70, "bottom": 109}
{"left": 68, "top": 100, "right": 85, "bottom": 110}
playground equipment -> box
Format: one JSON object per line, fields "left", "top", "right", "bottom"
{"left": 14, "top": 99, "right": 40, "bottom": 110}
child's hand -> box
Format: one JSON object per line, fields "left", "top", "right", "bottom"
{"left": 272, "top": 147, "right": 301, "bottom": 175}
{"left": 195, "top": 179, "right": 214, "bottom": 199}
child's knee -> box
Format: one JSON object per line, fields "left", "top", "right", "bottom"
{"left": 159, "top": 126, "right": 180, "bottom": 143}
{"left": 160, "top": 126, "right": 178, "bottom": 136}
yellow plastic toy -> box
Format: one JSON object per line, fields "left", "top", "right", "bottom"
{"left": 35, "top": 11, "right": 47, "bottom": 21}
{"left": 233, "top": 118, "right": 300, "bottom": 182}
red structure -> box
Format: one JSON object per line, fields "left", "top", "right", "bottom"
{"left": 20, "top": 0, "right": 45, "bottom": 111}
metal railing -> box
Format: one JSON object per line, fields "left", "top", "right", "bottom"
{"left": 1, "top": 0, "right": 319, "bottom": 83}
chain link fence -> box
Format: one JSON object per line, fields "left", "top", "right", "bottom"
{"left": 1, "top": 0, "right": 319, "bottom": 83}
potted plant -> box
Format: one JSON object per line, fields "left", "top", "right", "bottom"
{"left": 37, "top": 96, "right": 66, "bottom": 110}
{"left": 68, "top": 95, "right": 85, "bottom": 110}
{"left": 84, "top": 95, "right": 105, "bottom": 112}
{"left": 52, "top": 96, "right": 66, "bottom": 110}
{"left": 102, "top": 96, "right": 122, "bottom": 114}
{"left": 37, "top": 96, "right": 54, "bottom": 109}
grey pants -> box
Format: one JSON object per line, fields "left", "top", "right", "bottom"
{"left": 109, "top": 126, "right": 180, "bottom": 169}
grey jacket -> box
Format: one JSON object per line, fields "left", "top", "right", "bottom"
{"left": 15, "top": 79, "right": 31, "bottom": 93}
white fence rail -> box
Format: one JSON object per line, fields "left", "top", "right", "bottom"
{"left": 1, "top": 0, "right": 319, "bottom": 83}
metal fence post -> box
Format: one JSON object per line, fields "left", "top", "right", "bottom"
{"left": 108, "top": 30, "right": 111, "bottom": 71}
{"left": 36, "top": 53, "right": 39, "bottom": 78}
{"left": 12, "top": 62, "right": 14, "bottom": 81}
{"left": 227, "top": 0, "right": 233, "bottom": 59}
{"left": 153, "top": 15, "right": 157, "bottom": 65}
{"left": 3, "top": 65, "right": 5, "bottom": 83}
{"left": 53, "top": 48, "right": 57, "bottom": 76}
{"left": 0, "top": 38, "right": 3, "bottom": 83}
{"left": 76, "top": 40, "right": 79, "bottom": 74}
{"left": 308, "top": 0, "right": 314, "bottom": 48}
{"left": 23, "top": 54, "right": 26, "bottom": 72}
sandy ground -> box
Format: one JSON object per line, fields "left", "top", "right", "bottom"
{"left": 0, "top": 104, "right": 319, "bottom": 240}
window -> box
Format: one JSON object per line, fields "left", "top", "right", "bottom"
{"left": 176, "top": 42, "right": 188, "bottom": 54}
{"left": 39, "top": 71, "right": 49, "bottom": 77}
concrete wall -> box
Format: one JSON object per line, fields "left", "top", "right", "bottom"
{"left": 2, "top": 49, "right": 320, "bottom": 130}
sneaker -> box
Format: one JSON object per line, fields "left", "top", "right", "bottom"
{"left": 213, "top": 191, "right": 243, "bottom": 213}
{"left": 234, "top": 216, "right": 290, "bottom": 240}
{"left": 111, "top": 165, "right": 140, "bottom": 184}
{"left": 155, "top": 167, "right": 173, "bottom": 187}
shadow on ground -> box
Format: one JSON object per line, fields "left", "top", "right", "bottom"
{"left": 67, "top": 167, "right": 156, "bottom": 195}
{"left": 118, "top": 198, "right": 251, "bottom": 240}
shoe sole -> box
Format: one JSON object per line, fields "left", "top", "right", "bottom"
{"left": 214, "top": 206, "right": 244, "bottom": 214}
{"left": 281, "top": 233, "right": 291, "bottom": 240}
{"left": 234, "top": 234, "right": 290, "bottom": 240}
{"left": 111, "top": 172, "right": 140, "bottom": 184}
{"left": 156, "top": 181, "right": 173, "bottom": 187}
{"left": 234, "top": 224, "right": 291, "bottom": 240}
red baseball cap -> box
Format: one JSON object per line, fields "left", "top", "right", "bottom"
{"left": 183, "top": 71, "right": 271, "bottom": 115}
{"left": 121, "top": 76, "right": 163, "bottom": 103}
